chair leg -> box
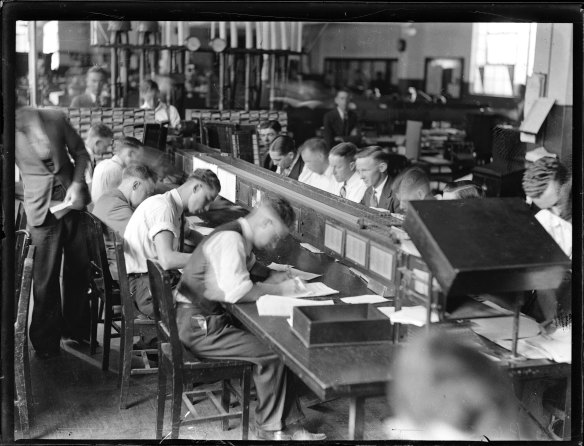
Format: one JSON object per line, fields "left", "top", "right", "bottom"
{"left": 22, "top": 340, "right": 34, "bottom": 435}
{"left": 89, "top": 290, "right": 99, "bottom": 355}
{"left": 119, "top": 325, "right": 134, "bottom": 409}
{"left": 156, "top": 357, "right": 167, "bottom": 439}
{"left": 241, "top": 366, "right": 251, "bottom": 441}
{"left": 101, "top": 299, "right": 113, "bottom": 371}
{"left": 117, "top": 319, "right": 126, "bottom": 390}
{"left": 221, "top": 380, "right": 231, "bottom": 431}
{"left": 170, "top": 371, "right": 183, "bottom": 439}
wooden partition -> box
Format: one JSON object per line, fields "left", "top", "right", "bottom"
{"left": 185, "top": 109, "right": 288, "bottom": 133}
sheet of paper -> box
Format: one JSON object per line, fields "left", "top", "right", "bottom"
{"left": 299, "top": 242, "right": 324, "bottom": 254}
{"left": 267, "top": 263, "right": 322, "bottom": 281}
{"left": 185, "top": 215, "right": 205, "bottom": 225}
{"left": 349, "top": 267, "right": 370, "bottom": 284}
{"left": 470, "top": 315, "right": 540, "bottom": 341}
{"left": 371, "top": 207, "right": 391, "bottom": 213}
{"left": 49, "top": 200, "right": 73, "bottom": 219}
{"left": 376, "top": 306, "right": 396, "bottom": 318}
{"left": 340, "top": 295, "right": 389, "bottom": 304}
{"left": 192, "top": 225, "right": 214, "bottom": 236}
{"left": 399, "top": 239, "right": 420, "bottom": 257}
{"left": 256, "top": 295, "right": 334, "bottom": 317}
{"left": 387, "top": 305, "right": 439, "bottom": 327}
{"left": 217, "top": 167, "right": 237, "bottom": 203}
{"left": 284, "top": 282, "right": 339, "bottom": 298}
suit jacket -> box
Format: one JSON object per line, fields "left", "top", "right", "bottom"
{"left": 15, "top": 107, "right": 90, "bottom": 226}
{"left": 360, "top": 176, "right": 400, "bottom": 213}
{"left": 323, "top": 109, "right": 358, "bottom": 149}
{"left": 287, "top": 156, "right": 305, "bottom": 181}
{"left": 70, "top": 92, "right": 98, "bottom": 108}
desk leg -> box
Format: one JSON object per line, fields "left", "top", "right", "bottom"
{"left": 348, "top": 396, "right": 365, "bottom": 440}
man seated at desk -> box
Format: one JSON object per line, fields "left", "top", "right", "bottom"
{"left": 355, "top": 146, "right": 399, "bottom": 212}
{"left": 175, "top": 196, "right": 327, "bottom": 441}
{"left": 140, "top": 79, "right": 181, "bottom": 130}
{"left": 259, "top": 120, "right": 282, "bottom": 171}
{"left": 91, "top": 137, "right": 145, "bottom": 203}
{"left": 323, "top": 88, "right": 360, "bottom": 149}
{"left": 84, "top": 123, "right": 114, "bottom": 193}
{"left": 268, "top": 135, "right": 304, "bottom": 180}
{"left": 395, "top": 166, "right": 435, "bottom": 213}
{"left": 124, "top": 168, "right": 220, "bottom": 319}
{"left": 298, "top": 137, "right": 339, "bottom": 194}
{"left": 70, "top": 66, "right": 109, "bottom": 108}
{"left": 328, "top": 142, "right": 367, "bottom": 203}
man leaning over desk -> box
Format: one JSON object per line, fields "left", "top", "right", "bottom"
{"left": 174, "top": 197, "right": 327, "bottom": 441}
{"left": 123, "top": 169, "right": 219, "bottom": 319}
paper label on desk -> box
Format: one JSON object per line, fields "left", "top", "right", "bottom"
{"left": 256, "top": 295, "right": 334, "bottom": 317}
{"left": 387, "top": 306, "right": 439, "bottom": 326}
{"left": 267, "top": 263, "right": 322, "bottom": 281}
{"left": 340, "top": 295, "right": 388, "bottom": 304}
{"left": 284, "top": 282, "right": 339, "bottom": 298}
{"left": 376, "top": 306, "right": 396, "bottom": 318}
{"left": 300, "top": 242, "right": 324, "bottom": 254}
{"left": 470, "top": 315, "right": 540, "bottom": 341}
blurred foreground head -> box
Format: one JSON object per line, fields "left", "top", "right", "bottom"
{"left": 388, "top": 329, "right": 523, "bottom": 441}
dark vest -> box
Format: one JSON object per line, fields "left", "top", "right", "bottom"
{"left": 177, "top": 220, "right": 250, "bottom": 316}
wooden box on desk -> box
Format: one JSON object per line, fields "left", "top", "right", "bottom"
{"left": 291, "top": 304, "right": 392, "bottom": 348}
{"left": 403, "top": 198, "right": 570, "bottom": 297}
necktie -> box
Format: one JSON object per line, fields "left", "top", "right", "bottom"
{"left": 370, "top": 190, "right": 379, "bottom": 208}
{"left": 340, "top": 182, "right": 347, "bottom": 198}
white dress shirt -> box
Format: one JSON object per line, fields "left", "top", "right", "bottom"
{"left": 341, "top": 171, "right": 367, "bottom": 203}
{"left": 91, "top": 154, "right": 124, "bottom": 203}
{"left": 124, "top": 189, "right": 183, "bottom": 274}
{"left": 535, "top": 209, "right": 572, "bottom": 258}
{"left": 298, "top": 165, "right": 339, "bottom": 194}
{"left": 142, "top": 101, "right": 181, "bottom": 129}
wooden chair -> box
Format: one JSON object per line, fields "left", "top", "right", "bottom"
{"left": 147, "top": 259, "right": 252, "bottom": 440}
{"left": 111, "top": 230, "right": 158, "bottom": 409}
{"left": 14, "top": 243, "right": 35, "bottom": 438}
{"left": 81, "top": 212, "right": 121, "bottom": 371}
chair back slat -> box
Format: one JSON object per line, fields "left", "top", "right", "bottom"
{"left": 111, "top": 230, "right": 137, "bottom": 322}
{"left": 82, "top": 212, "right": 116, "bottom": 294}
{"left": 15, "top": 245, "right": 35, "bottom": 337}
{"left": 15, "top": 229, "right": 31, "bottom": 315}
{"left": 147, "top": 260, "right": 183, "bottom": 365}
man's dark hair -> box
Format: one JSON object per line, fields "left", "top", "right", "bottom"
{"left": 264, "top": 196, "right": 296, "bottom": 229}
{"left": 122, "top": 163, "right": 157, "bottom": 182}
{"left": 87, "top": 66, "right": 108, "bottom": 78}
{"left": 269, "top": 135, "right": 296, "bottom": 156}
{"left": 336, "top": 88, "right": 351, "bottom": 97}
{"left": 115, "top": 136, "right": 143, "bottom": 152}
{"left": 558, "top": 176, "right": 572, "bottom": 222}
{"left": 299, "top": 137, "right": 329, "bottom": 156}
{"left": 522, "top": 156, "right": 568, "bottom": 199}
{"left": 87, "top": 123, "right": 113, "bottom": 140}
{"left": 188, "top": 168, "right": 221, "bottom": 192}
{"left": 329, "top": 142, "right": 358, "bottom": 161}
{"left": 258, "top": 120, "right": 282, "bottom": 133}
{"left": 140, "top": 79, "right": 160, "bottom": 94}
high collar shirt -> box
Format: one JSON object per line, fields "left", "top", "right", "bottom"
{"left": 298, "top": 165, "right": 339, "bottom": 195}
{"left": 342, "top": 171, "right": 368, "bottom": 203}
{"left": 123, "top": 188, "right": 184, "bottom": 273}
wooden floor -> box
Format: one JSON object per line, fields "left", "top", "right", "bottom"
{"left": 16, "top": 329, "right": 392, "bottom": 441}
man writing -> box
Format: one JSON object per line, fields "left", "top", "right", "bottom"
{"left": 175, "top": 196, "right": 326, "bottom": 441}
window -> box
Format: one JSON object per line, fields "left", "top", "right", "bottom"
{"left": 470, "top": 23, "right": 536, "bottom": 97}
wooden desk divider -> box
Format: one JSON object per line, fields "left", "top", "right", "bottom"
{"left": 185, "top": 109, "right": 288, "bottom": 135}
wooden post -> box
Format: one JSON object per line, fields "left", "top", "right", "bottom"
{"left": 218, "top": 52, "right": 225, "bottom": 111}
{"left": 244, "top": 53, "right": 251, "bottom": 110}
{"left": 27, "top": 21, "right": 38, "bottom": 106}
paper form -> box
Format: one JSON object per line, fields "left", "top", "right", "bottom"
{"left": 376, "top": 306, "right": 396, "bottom": 318}
{"left": 494, "top": 324, "right": 571, "bottom": 363}
{"left": 300, "top": 242, "right": 324, "bottom": 254}
{"left": 284, "top": 282, "right": 339, "bottom": 298}
{"left": 256, "top": 295, "right": 334, "bottom": 317}
{"left": 192, "top": 226, "right": 214, "bottom": 236}
{"left": 470, "top": 315, "right": 540, "bottom": 341}
{"left": 340, "top": 295, "right": 389, "bottom": 304}
{"left": 185, "top": 216, "right": 205, "bottom": 225}
{"left": 267, "top": 263, "right": 322, "bottom": 281}
{"left": 386, "top": 305, "right": 439, "bottom": 326}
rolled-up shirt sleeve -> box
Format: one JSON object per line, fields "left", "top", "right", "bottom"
{"left": 203, "top": 232, "right": 253, "bottom": 303}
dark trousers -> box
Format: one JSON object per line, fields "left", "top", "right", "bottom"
{"left": 176, "top": 305, "right": 304, "bottom": 431}
{"left": 28, "top": 209, "right": 90, "bottom": 353}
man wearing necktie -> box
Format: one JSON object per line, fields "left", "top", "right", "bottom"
{"left": 328, "top": 142, "right": 367, "bottom": 203}
{"left": 322, "top": 88, "right": 360, "bottom": 149}
{"left": 356, "top": 146, "right": 400, "bottom": 212}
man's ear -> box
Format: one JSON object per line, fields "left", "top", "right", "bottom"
{"left": 349, "top": 161, "right": 356, "bottom": 171}
{"left": 192, "top": 183, "right": 201, "bottom": 194}
{"left": 132, "top": 180, "right": 140, "bottom": 191}
{"left": 378, "top": 162, "right": 388, "bottom": 173}
{"left": 416, "top": 188, "right": 425, "bottom": 199}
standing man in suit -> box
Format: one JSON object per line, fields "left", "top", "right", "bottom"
{"left": 322, "top": 88, "right": 360, "bottom": 149}
{"left": 70, "top": 66, "right": 108, "bottom": 108}
{"left": 268, "top": 135, "right": 305, "bottom": 180}
{"left": 355, "top": 146, "right": 399, "bottom": 212}
{"left": 15, "top": 106, "right": 92, "bottom": 359}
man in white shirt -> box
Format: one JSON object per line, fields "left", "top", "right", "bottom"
{"left": 175, "top": 196, "right": 326, "bottom": 441}
{"left": 328, "top": 142, "right": 367, "bottom": 203}
{"left": 124, "top": 168, "right": 220, "bottom": 318}
{"left": 297, "top": 138, "right": 338, "bottom": 194}
{"left": 91, "top": 137, "right": 144, "bottom": 203}
{"left": 355, "top": 146, "right": 399, "bottom": 212}
{"left": 140, "top": 79, "right": 181, "bottom": 129}
{"left": 84, "top": 123, "right": 113, "bottom": 191}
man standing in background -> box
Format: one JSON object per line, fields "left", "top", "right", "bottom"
{"left": 70, "top": 66, "right": 109, "bottom": 108}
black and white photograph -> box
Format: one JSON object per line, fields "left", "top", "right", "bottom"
{"left": 1, "top": 2, "right": 581, "bottom": 443}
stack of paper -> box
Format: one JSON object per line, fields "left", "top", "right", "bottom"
{"left": 494, "top": 325, "right": 571, "bottom": 363}
{"left": 285, "top": 282, "right": 339, "bottom": 298}
{"left": 300, "top": 243, "right": 324, "bottom": 254}
{"left": 267, "top": 263, "right": 322, "bottom": 281}
{"left": 340, "top": 295, "right": 389, "bottom": 304}
{"left": 470, "top": 315, "right": 540, "bottom": 340}
{"left": 256, "top": 295, "right": 334, "bottom": 317}
{"left": 386, "top": 305, "right": 439, "bottom": 326}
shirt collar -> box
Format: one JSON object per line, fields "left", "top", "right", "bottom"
{"left": 111, "top": 154, "right": 124, "bottom": 167}
{"left": 337, "top": 108, "right": 345, "bottom": 119}
{"left": 374, "top": 175, "right": 389, "bottom": 196}
{"left": 237, "top": 217, "right": 254, "bottom": 255}
{"left": 346, "top": 171, "right": 360, "bottom": 187}
{"left": 168, "top": 188, "right": 184, "bottom": 217}
{"left": 89, "top": 92, "right": 97, "bottom": 103}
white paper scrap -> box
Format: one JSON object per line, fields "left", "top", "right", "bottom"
{"left": 256, "top": 295, "right": 334, "bottom": 317}
{"left": 340, "top": 295, "right": 388, "bottom": 304}
{"left": 267, "top": 262, "right": 322, "bottom": 281}
{"left": 185, "top": 215, "right": 205, "bottom": 225}
{"left": 300, "top": 242, "right": 324, "bottom": 254}
{"left": 470, "top": 315, "right": 540, "bottom": 341}
{"left": 376, "top": 306, "right": 396, "bottom": 318}
{"left": 217, "top": 168, "right": 237, "bottom": 204}
{"left": 387, "top": 305, "right": 439, "bottom": 327}
{"left": 192, "top": 225, "right": 214, "bottom": 236}
{"left": 285, "top": 282, "right": 339, "bottom": 298}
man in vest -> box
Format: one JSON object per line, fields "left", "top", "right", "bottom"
{"left": 174, "top": 197, "right": 326, "bottom": 441}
